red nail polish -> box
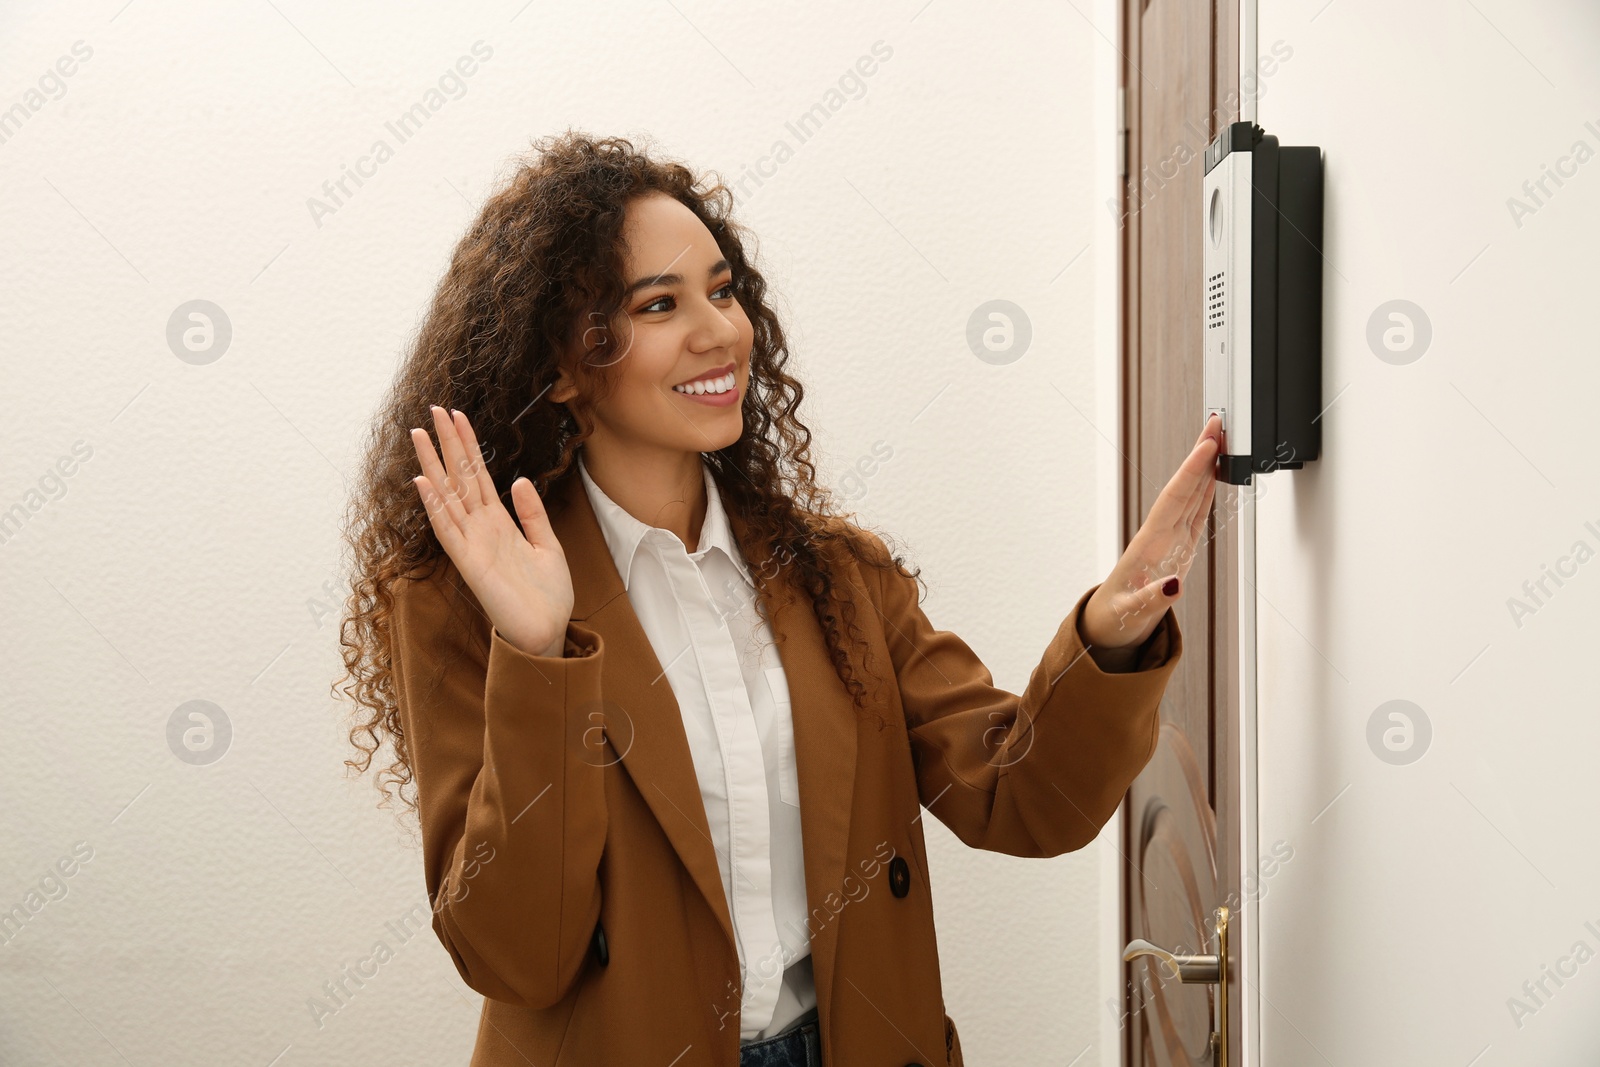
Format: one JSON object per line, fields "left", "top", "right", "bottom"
{"left": 1162, "top": 577, "right": 1180, "bottom": 596}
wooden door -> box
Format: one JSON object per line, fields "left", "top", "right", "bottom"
{"left": 1118, "top": 0, "right": 1244, "bottom": 1064}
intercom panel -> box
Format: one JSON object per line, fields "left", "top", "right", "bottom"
{"left": 1202, "top": 121, "right": 1324, "bottom": 485}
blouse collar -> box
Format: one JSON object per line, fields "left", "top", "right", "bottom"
{"left": 576, "top": 451, "right": 756, "bottom": 592}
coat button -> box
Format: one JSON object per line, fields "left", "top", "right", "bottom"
{"left": 889, "top": 856, "right": 911, "bottom": 898}
{"left": 591, "top": 919, "right": 609, "bottom": 966}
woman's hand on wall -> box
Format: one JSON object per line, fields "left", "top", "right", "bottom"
{"left": 409, "top": 405, "right": 576, "bottom": 659}
{"left": 1079, "top": 413, "right": 1222, "bottom": 652}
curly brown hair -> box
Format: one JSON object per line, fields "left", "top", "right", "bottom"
{"left": 333, "top": 129, "right": 923, "bottom": 817}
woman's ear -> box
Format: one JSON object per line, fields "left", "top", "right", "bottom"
{"left": 549, "top": 364, "right": 577, "bottom": 405}
{"left": 548, "top": 341, "right": 583, "bottom": 405}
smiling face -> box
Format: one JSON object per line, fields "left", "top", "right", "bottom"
{"left": 552, "top": 192, "right": 754, "bottom": 460}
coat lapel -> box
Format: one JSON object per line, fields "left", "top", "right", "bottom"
{"left": 544, "top": 467, "right": 861, "bottom": 1027}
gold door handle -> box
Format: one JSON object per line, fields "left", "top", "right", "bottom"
{"left": 1121, "top": 939, "right": 1220, "bottom": 982}
{"left": 1122, "top": 906, "right": 1230, "bottom": 1067}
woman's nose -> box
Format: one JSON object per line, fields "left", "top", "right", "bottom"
{"left": 692, "top": 297, "right": 741, "bottom": 347}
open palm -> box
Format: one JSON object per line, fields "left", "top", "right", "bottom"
{"left": 409, "top": 405, "right": 575, "bottom": 658}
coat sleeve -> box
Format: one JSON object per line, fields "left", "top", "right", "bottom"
{"left": 862, "top": 533, "right": 1183, "bottom": 858}
{"left": 389, "top": 559, "right": 607, "bottom": 1008}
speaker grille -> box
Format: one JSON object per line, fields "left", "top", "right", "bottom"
{"left": 1207, "top": 270, "right": 1226, "bottom": 330}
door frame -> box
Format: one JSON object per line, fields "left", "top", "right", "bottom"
{"left": 1113, "top": 0, "right": 1261, "bottom": 1063}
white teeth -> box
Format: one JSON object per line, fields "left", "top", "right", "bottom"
{"left": 673, "top": 371, "right": 735, "bottom": 395}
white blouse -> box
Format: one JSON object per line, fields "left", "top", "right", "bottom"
{"left": 577, "top": 452, "right": 815, "bottom": 1042}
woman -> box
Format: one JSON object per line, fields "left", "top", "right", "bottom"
{"left": 337, "top": 130, "right": 1220, "bottom": 1067}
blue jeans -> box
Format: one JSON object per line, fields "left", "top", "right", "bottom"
{"left": 738, "top": 1006, "right": 822, "bottom": 1067}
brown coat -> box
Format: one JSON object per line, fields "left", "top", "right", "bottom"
{"left": 389, "top": 469, "right": 1183, "bottom": 1066}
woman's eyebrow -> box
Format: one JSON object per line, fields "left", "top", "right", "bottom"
{"left": 625, "top": 258, "right": 730, "bottom": 296}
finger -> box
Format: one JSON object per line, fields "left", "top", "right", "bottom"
{"left": 1175, "top": 423, "right": 1223, "bottom": 512}
{"left": 1175, "top": 467, "right": 1209, "bottom": 534}
{"left": 431, "top": 404, "right": 480, "bottom": 511}
{"left": 1187, "top": 473, "right": 1217, "bottom": 545}
{"left": 431, "top": 405, "right": 482, "bottom": 512}
{"left": 412, "top": 474, "right": 466, "bottom": 556}
{"left": 510, "top": 475, "right": 558, "bottom": 549}
{"left": 1171, "top": 458, "right": 1220, "bottom": 568}
{"left": 1201, "top": 414, "right": 1225, "bottom": 478}
{"left": 1101, "top": 570, "right": 1183, "bottom": 638}
{"left": 1179, "top": 445, "right": 1218, "bottom": 532}
{"left": 449, "top": 408, "right": 501, "bottom": 511}
{"left": 410, "top": 427, "right": 468, "bottom": 530}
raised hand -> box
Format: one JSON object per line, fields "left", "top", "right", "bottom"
{"left": 1079, "top": 413, "right": 1222, "bottom": 650}
{"left": 409, "top": 405, "right": 576, "bottom": 659}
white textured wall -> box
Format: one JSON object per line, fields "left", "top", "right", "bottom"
{"left": 1255, "top": 1, "right": 1600, "bottom": 1064}
{"left": 0, "top": 1, "right": 1125, "bottom": 1064}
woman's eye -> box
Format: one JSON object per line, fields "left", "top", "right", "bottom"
{"left": 639, "top": 283, "right": 735, "bottom": 315}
